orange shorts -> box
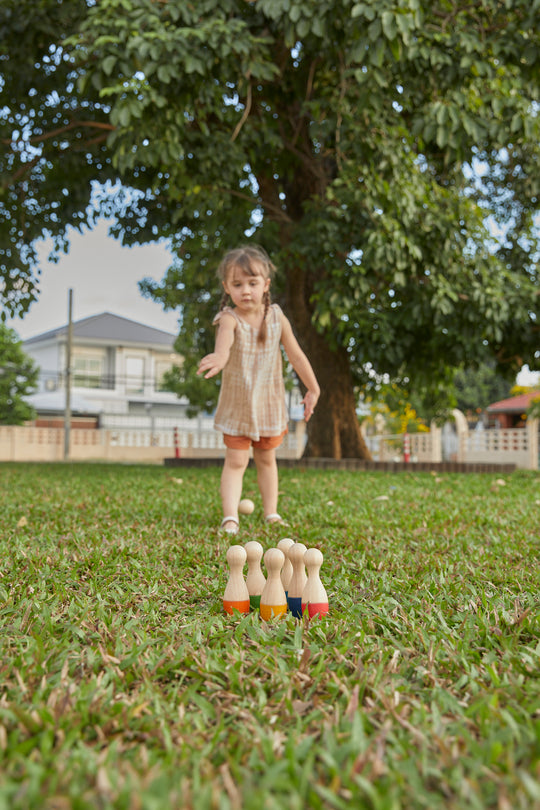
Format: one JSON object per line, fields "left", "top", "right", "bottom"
{"left": 223, "top": 429, "right": 288, "bottom": 451}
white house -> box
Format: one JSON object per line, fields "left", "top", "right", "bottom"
{"left": 23, "top": 312, "right": 204, "bottom": 430}
{"left": 9, "top": 310, "right": 309, "bottom": 462}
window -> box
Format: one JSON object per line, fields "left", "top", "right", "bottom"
{"left": 155, "top": 360, "right": 176, "bottom": 392}
{"left": 73, "top": 351, "right": 105, "bottom": 389}
{"left": 126, "top": 356, "right": 145, "bottom": 394}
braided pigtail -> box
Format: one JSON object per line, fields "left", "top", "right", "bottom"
{"left": 257, "top": 290, "right": 271, "bottom": 345}
{"left": 219, "top": 291, "right": 229, "bottom": 312}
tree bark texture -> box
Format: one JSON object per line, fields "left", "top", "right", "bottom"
{"left": 285, "top": 263, "right": 372, "bottom": 460}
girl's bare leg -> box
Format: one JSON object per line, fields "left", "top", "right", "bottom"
{"left": 253, "top": 447, "right": 279, "bottom": 518}
{"left": 221, "top": 447, "right": 250, "bottom": 528}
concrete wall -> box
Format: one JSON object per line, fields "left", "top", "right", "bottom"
{"left": 1, "top": 418, "right": 536, "bottom": 469}
{"left": 459, "top": 419, "right": 538, "bottom": 470}
{"left": 0, "top": 423, "right": 305, "bottom": 464}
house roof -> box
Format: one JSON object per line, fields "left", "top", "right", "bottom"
{"left": 487, "top": 392, "right": 540, "bottom": 413}
{"left": 23, "top": 312, "right": 177, "bottom": 347}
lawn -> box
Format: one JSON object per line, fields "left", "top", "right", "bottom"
{"left": 0, "top": 462, "right": 538, "bottom": 810}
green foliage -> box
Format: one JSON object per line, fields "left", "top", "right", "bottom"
{"left": 0, "top": 0, "right": 109, "bottom": 317}
{"left": 453, "top": 363, "right": 512, "bottom": 415}
{"left": 512, "top": 385, "right": 540, "bottom": 419}
{"left": 365, "top": 362, "right": 514, "bottom": 430}
{"left": 362, "top": 380, "right": 431, "bottom": 433}
{"left": 162, "top": 362, "right": 219, "bottom": 418}
{"left": 1, "top": 0, "right": 539, "bottom": 431}
{"left": 0, "top": 324, "right": 38, "bottom": 424}
{"left": 528, "top": 394, "right": 540, "bottom": 419}
{"left": 0, "top": 462, "right": 538, "bottom": 808}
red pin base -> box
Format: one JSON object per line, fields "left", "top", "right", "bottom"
{"left": 302, "top": 602, "right": 329, "bottom": 619}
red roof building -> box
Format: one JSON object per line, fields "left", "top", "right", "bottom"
{"left": 487, "top": 392, "right": 540, "bottom": 428}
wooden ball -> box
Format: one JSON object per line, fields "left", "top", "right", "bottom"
{"left": 238, "top": 498, "right": 255, "bottom": 515}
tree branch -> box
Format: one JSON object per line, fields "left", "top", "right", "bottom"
{"left": 291, "top": 58, "right": 320, "bottom": 148}
{"left": 230, "top": 80, "right": 252, "bottom": 142}
{"left": 217, "top": 186, "right": 293, "bottom": 224}
{"left": 1, "top": 155, "right": 42, "bottom": 189}
{"left": 2, "top": 119, "right": 115, "bottom": 147}
{"left": 335, "top": 51, "right": 347, "bottom": 172}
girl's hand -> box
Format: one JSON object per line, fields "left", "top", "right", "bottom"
{"left": 302, "top": 390, "right": 319, "bottom": 422}
{"left": 198, "top": 314, "right": 236, "bottom": 378}
{"left": 197, "top": 352, "right": 228, "bottom": 378}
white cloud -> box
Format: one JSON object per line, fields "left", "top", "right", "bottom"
{"left": 516, "top": 366, "right": 540, "bottom": 387}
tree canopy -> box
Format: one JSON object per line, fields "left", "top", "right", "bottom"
{"left": 452, "top": 363, "right": 512, "bottom": 415}
{"left": 1, "top": 0, "right": 539, "bottom": 456}
{"left": 0, "top": 324, "right": 38, "bottom": 424}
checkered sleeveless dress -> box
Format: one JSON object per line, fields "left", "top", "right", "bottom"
{"left": 212, "top": 304, "right": 288, "bottom": 441}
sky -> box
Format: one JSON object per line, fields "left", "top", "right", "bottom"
{"left": 5, "top": 220, "right": 539, "bottom": 386}
{"left": 6, "top": 220, "right": 180, "bottom": 341}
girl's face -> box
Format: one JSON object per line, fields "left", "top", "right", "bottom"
{"left": 223, "top": 263, "right": 270, "bottom": 311}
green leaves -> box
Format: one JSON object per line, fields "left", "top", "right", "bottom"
{"left": 1, "top": 0, "right": 539, "bottom": 453}
{"left": 0, "top": 325, "right": 38, "bottom": 424}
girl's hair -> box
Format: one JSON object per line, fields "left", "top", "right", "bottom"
{"left": 217, "top": 245, "right": 276, "bottom": 345}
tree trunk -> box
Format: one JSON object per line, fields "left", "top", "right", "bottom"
{"left": 297, "top": 324, "right": 372, "bottom": 459}
{"left": 285, "top": 264, "right": 372, "bottom": 460}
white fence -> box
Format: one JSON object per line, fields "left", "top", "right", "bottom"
{"left": 0, "top": 423, "right": 306, "bottom": 464}
{"left": 0, "top": 417, "right": 537, "bottom": 469}
{"left": 364, "top": 429, "right": 442, "bottom": 463}
{"left": 364, "top": 417, "right": 538, "bottom": 470}
{"left": 460, "top": 425, "right": 537, "bottom": 469}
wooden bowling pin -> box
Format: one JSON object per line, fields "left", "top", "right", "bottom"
{"left": 245, "top": 540, "right": 266, "bottom": 609}
{"left": 277, "top": 538, "right": 294, "bottom": 596}
{"left": 259, "top": 548, "right": 287, "bottom": 620}
{"left": 301, "top": 547, "right": 329, "bottom": 618}
{"left": 287, "top": 542, "right": 307, "bottom": 619}
{"left": 223, "top": 545, "right": 250, "bottom": 615}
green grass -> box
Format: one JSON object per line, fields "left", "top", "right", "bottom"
{"left": 0, "top": 462, "right": 538, "bottom": 810}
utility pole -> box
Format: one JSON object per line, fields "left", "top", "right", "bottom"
{"left": 64, "top": 288, "right": 73, "bottom": 460}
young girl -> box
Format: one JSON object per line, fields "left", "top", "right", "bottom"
{"left": 197, "top": 245, "right": 320, "bottom": 534}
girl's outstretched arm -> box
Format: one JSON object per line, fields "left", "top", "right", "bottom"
{"left": 197, "top": 313, "right": 236, "bottom": 378}
{"left": 280, "top": 314, "right": 320, "bottom": 421}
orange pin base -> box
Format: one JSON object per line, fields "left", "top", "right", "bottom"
{"left": 223, "top": 599, "right": 250, "bottom": 615}
{"left": 260, "top": 603, "right": 287, "bottom": 620}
